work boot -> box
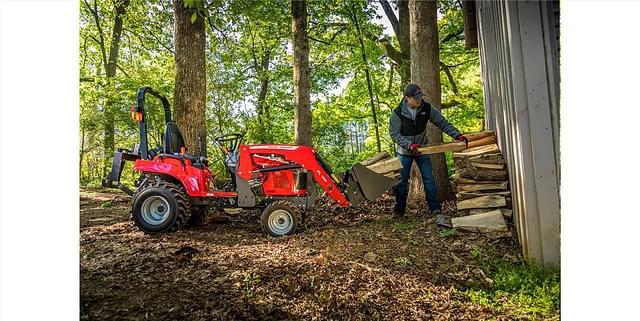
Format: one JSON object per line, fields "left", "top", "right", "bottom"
{"left": 392, "top": 206, "right": 405, "bottom": 218}
{"left": 433, "top": 210, "right": 452, "bottom": 228}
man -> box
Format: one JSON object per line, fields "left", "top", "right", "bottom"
{"left": 389, "top": 83, "right": 467, "bottom": 227}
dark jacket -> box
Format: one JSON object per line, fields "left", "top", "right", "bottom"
{"left": 389, "top": 98, "right": 461, "bottom": 155}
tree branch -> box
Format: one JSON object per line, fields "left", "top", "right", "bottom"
{"left": 440, "top": 61, "right": 459, "bottom": 95}
{"left": 379, "top": 0, "right": 399, "bottom": 37}
{"left": 379, "top": 38, "right": 402, "bottom": 65}
{"left": 441, "top": 28, "right": 464, "bottom": 43}
{"left": 440, "top": 100, "right": 461, "bottom": 109}
{"left": 308, "top": 35, "right": 331, "bottom": 45}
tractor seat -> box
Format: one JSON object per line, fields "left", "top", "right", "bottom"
{"left": 163, "top": 121, "right": 186, "bottom": 155}
{"left": 162, "top": 122, "right": 208, "bottom": 167}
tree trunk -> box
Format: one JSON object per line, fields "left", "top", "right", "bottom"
{"left": 292, "top": 0, "right": 312, "bottom": 146}
{"left": 174, "top": 0, "right": 207, "bottom": 156}
{"left": 256, "top": 50, "right": 271, "bottom": 143}
{"left": 86, "top": 0, "right": 128, "bottom": 176}
{"left": 80, "top": 125, "right": 86, "bottom": 183}
{"left": 408, "top": 0, "right": 454, "bottom": 202}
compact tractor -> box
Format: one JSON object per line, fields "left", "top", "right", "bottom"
{"left": 103, "top": 87, "right": 397, "bottom": 236}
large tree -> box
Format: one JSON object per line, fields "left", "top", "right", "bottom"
{"left": 409, "top": 0, "right": 454, "bottom": 201}
{"left": 83, "top": 0, "right": 130, "bottom": 176}
{"left": 174, "top": 0, "right": 207, "bottom": 156}
{"left": 292, "top": 0, "right": 311, "bottom": 146}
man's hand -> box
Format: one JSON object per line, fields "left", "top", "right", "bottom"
{"left": 409, "top": 143, "right": 421, "bottom": 154}
{"left": 456, "top": 134, "right": 468, "bottom": 148}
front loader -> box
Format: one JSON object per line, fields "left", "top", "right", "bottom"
{"left": 103, "top": 87, "right": 398, "bottom": 236}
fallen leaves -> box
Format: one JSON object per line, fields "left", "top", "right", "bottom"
{"left": 80, "top": 189, "right": 529, "bottom": 321}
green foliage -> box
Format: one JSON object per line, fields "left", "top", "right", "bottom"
{"left": 80, "top": 0, "right": 484, "bottom": 187}
{"left": 100, "top": 201, "right": 113, "bottom": 208}
{"left": 439, "top": 228, "right": 456, "bottom": 238}
{"left": 463, "top": 246, "right": 561, "bottom": 319}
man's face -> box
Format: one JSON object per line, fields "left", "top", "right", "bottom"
{"left": 406, "top": 96, "right": 422, "bottom": 108}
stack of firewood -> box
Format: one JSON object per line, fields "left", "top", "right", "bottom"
{"left": 451, "top": 130, "right": 512, "bottom": 233}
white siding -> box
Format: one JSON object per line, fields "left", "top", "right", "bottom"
{"left": 475, "top": 0, "right": 560, "bottom": 265}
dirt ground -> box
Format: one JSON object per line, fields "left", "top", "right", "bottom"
{"left": 80, "top": 189, "right": 525, "bottom": 321}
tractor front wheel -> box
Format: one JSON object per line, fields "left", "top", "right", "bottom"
{"left": 260, "top": 201, "right": 302, "bottom": 237}
{"left": 131, "top": 180, "right": 190, "bottom": 234}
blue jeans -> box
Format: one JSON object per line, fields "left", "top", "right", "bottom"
{"left": 394, "top": 153, "right": 441, "bottom": 213}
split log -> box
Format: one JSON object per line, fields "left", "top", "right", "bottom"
{"left": 469, "top": 208, "right": 513, "bottom": 218}
{"left": 467, "top": 135, "right": 496, "bottom": 148}
{"left": 457, "top": 191, "right": 511, "bottom": 200}
{"left": 457, "top": 157, "right": 507, "bottom": 181}
{"left": 466, "top": 157, "right": 505, "bottom": 165}
{"left": 367, "top": 157, "right": 402, "bottom": 174}
{"left": 454, "top": 143, "right": 500, "bottom": 158}
{"left": 452, "top": 209, "right": 508, "bottom": 233}
{"left": 454, "top": 176, "right": 502, "bottom": 185}
{"left": 360, "top": 151, "right": 391, "bottom": 166}
{"left": 468, "top": 152, "right": 503, "bottom": 161}
{"left": 457, "top": 195, "right": 506, "bottom": 210}
{"left": 417, "top": 141, "right": 467, "bottom": 154}
{"left": 457, "top": 181, "right": 508, "bottom": 192}
{"left": 471, "top": 162, "right": 504, "bottom": 170}
{"left": 459, "top": 167, "right": 507, "bottom": 181}
{"left": 462, "top": 130, "right": 495, "bottom": 142}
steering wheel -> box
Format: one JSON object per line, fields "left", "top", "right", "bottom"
{"left": 214, "top": 133, "right": 244, "bottom": 154}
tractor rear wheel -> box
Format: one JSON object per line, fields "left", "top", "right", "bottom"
{"left": 260, "top": 201, "right": 302, "bottom": 237}
{"left": 131, "top": 179, "right": 190, "bottom": 234}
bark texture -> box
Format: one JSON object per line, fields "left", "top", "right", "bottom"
{"left": 174, "top": 0, "right": 207, "bottom": 156}
{"left": 409, "top": 0, "right": 455, "bottom": 202}
{"left": 292, "top": 0, "right": 312, "bottom": 146}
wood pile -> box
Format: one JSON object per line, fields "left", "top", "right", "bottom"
{"left": 451, "top": 130, "right": 512, "bottom": 234}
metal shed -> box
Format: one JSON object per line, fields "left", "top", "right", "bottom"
{"left": 463, "top": 0, "right": 560, "bottom": 266}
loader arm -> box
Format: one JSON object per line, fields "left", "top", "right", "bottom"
{"left": 235, "top": 145, "right": 398, "bottom": 207}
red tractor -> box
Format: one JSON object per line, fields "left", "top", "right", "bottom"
{"left": 103, "top": 87, "right": 397, "bottom": 236}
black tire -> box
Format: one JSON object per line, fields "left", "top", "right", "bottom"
{"left": 260, "top": 201, "right": 302, "bottom": 237}
{"left": 131, "top": 179, "right": 190, "bottom": 234}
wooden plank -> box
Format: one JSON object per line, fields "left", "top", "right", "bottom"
{"left": 467, "top": 157, "right": 505, "bottom": 165}
{"left": 457, "top": 195, "right": 506, "bottom": 210}
{"left": 367, "top": 157, "right": 402, "bottom": 174}
{"left": 452, "top": 209, "right": 508, "bottom": 233}
{"left": 454, "top": 143, "right": 500, "bottom": 158}
{"left": 463, "top": 130, "right": 495, "bottom": 142}
{"left": 360, "top": 151, "right": 391, "bottom": 166}
{"left": 471, "top": 162, "right": 505, "bottom": 170}
{"left": 455, "top": 176, "right": 502, "bottom": 185}
{"left": 459, "top": 167, "right": 507, "bottom": 181}
{"left": 470, "top": 208, "right": 512, "bottom": 218}
{"left": 457, "top": 181, "right": 508, "bottom": 192}
{"left": 417, "top": 141, "right": 467, "bottom": 155}
{"left": 467, "top": 135, "right": 496, "bottom": 148}
{"left": 457, "top": 191, "right": 511, "bottom": 200}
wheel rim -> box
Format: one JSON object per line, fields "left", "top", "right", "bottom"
{"left": 267, "top": 209, "right": 293, "bottom": 235}
{"left": 140, "top": 195, "right": 171, "bottom": 226}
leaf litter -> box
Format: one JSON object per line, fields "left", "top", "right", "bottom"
{"left": 81, "top": 189, "right": 530, "bottom": 320}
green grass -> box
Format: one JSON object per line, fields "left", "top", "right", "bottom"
{"left": 439, "top": 228, "right": 456, "bottom": 238}
{"left": 100, "top": 201, "right": 113, "bottom": 208}
{"left": 462, "top": 246, "right": 560, "bottom": 320}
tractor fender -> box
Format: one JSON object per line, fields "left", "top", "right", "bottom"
{"left": 132, "top": 158, "right": 205, "bottom": 196}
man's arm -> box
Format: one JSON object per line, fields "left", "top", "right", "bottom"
{"left": 389, "top": 111, "right": 413, "bottom": 149}
{"left": 429, "top": 106, "right": 461, "bottom": 139}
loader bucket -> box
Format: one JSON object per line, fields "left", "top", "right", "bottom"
{"left": 343, "top": 164, "right": 399, "bottom": 207}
